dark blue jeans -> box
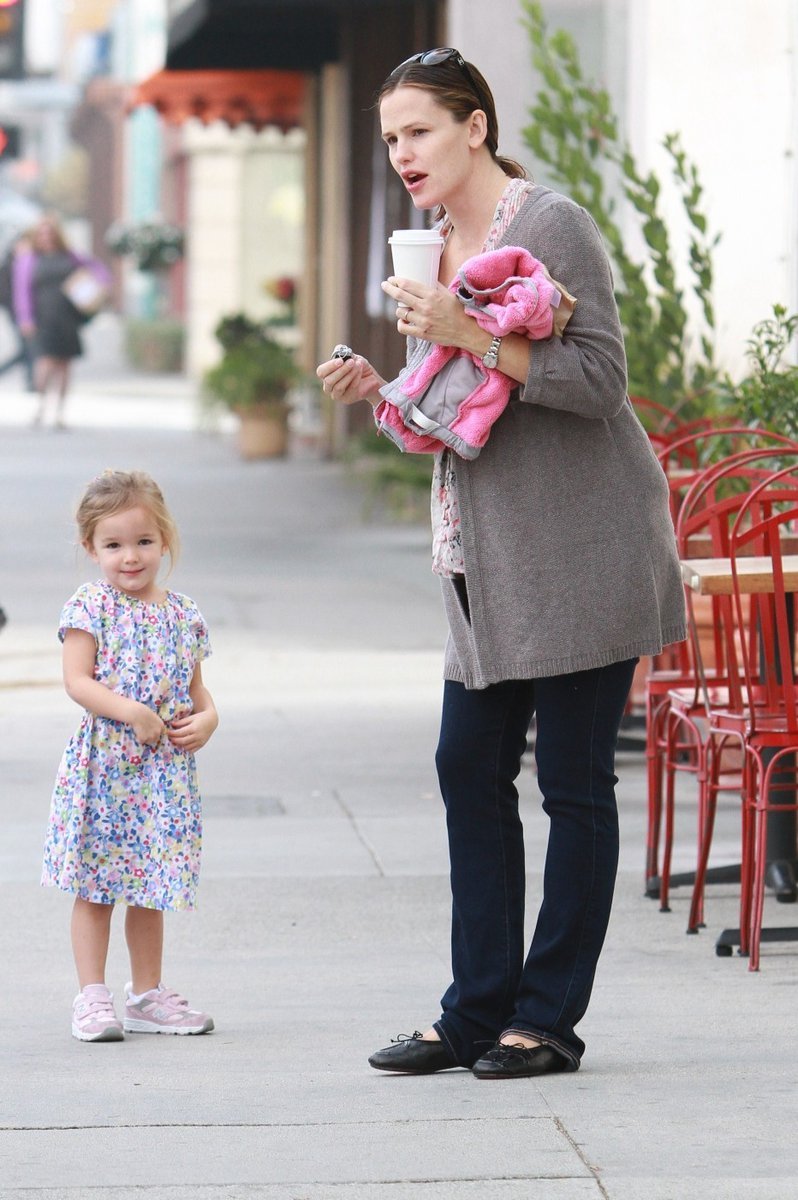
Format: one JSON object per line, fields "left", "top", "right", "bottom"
{"left": 432, "top": 659, "right": 637, "bottom": 1070}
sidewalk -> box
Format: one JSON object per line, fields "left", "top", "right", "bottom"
{"left": 1, "top": 371, "right": 796, "bottom": 1198}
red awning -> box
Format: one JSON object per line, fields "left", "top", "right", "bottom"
{"left": 129, "top": 69, "right": 305, "bottom": 132}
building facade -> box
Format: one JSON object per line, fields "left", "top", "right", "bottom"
{"left": 142, "top": 0, "right": 798, "bottom": 436}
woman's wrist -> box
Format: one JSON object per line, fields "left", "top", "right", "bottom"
{"left": 457, "top": 315, "right": 495, "bottom": 359}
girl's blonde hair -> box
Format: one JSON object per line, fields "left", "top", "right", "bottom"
{"left": 76, "top": 469, "right": 180, "bottom": 566}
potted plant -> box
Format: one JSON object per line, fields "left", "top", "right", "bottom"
{"left": 263, "top": 275, "right": 297, "bottom": 326}
{"left": 106, "top": 217, "right": 186, "bottom": 370}
{"left": 718, "top": 305, "right": 798, "bottom": 437}
{"left": 203, "top": 313, "right": 301, "bottom": 459}
{"left": 105, "top": 218, "right": 185, "bottom": 272}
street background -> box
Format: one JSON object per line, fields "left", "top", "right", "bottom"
{"left": 1, "top": 326, "right": 798, "bottom": 1198}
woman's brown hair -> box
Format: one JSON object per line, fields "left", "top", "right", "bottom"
{"left": 30, "top": 213, "right": 71, "bottom": 255}
{"left": 377, "top": 51, "right": 527, "bottom": 219}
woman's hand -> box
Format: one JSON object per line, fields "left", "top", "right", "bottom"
{"left": 382, "top": 276, "right": 533, "bottom": 384}
{"left": 381, "top": 277, "right": 478, "bottom": 353}
{"left": 316, "top": 354, "right": 386, "bottom": 408}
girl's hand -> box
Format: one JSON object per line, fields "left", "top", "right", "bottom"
{"left": 381, "top": 277, "right": 476, "bottom": 352}
{"left": 316, "top": 354, "right": 386, "bottom": 407}
{"left": 167, "top": 710, "right": 217, "bottom": 753}
{"left": 130, "top": 703, "right": 167, "bottom": 747}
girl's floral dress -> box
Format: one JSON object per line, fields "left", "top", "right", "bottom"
{"left": 42, "top": 582, "right": 211, "bottom": 911}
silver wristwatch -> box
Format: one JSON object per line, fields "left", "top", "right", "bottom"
{"left": 482, "top": 335, "right": 502, "bottom": 369}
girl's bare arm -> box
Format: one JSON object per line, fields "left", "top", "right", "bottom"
{"left": 62, "top": 628, "right": 166, "bottom": 746}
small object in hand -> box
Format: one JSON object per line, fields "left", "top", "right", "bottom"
{"left": 332, "top": 344, "right": 353, "bottom": 361}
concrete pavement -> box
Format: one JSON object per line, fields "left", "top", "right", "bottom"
{"left": 1, "top": 350, "right": 797, "bottom": 1198}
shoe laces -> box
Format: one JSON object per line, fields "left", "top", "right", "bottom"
{"left": 485, "top": 1041, "right": 533, "bottom": 1064}
{"left": 392, "top": 1030, "right": 426, "bottom": 1044}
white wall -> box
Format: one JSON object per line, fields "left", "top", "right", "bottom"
{"left": 184, "top": 123, "right": 305, "bottom": 375}
{"left": 447, "top": 0, "right": 537, "bottom": 176}
{"left": 628, "top": 0, "right": 797, "bottom": 372}
{"left": 448, "top": 0, "right": 798, "bottom": 376}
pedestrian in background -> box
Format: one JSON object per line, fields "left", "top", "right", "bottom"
{"left": 0, "top": 232, "right": 35, "bottom": 391}
{"left": 13, "top": 214, "right": 110, "bottom": 428}
{"left": 318, "top": 49, "right": 685, "bottom": 1079}
{"left": 42, "top": 470, "right": 218, "bottom": 1042}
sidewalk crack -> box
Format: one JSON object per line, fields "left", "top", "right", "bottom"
{"left": 551, "top": 1113, "right": 610, "bottom": 1199}
{"left": 332, "top": 788, "right": 386, "bottom": 876}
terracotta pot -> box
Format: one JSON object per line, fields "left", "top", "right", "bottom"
{"left": 236, "top": 403, "right": 289, "bottom": 460}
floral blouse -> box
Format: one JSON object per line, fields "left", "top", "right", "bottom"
{"left": 431, "top": 177, "right": 537, "bottom": 577}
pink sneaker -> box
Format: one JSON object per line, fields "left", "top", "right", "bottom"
{"left": 123, "top": 983, "right": 214, "bottom": 1035}
{"left": 71, "top": 984, "right": 124, "bottom": 1042}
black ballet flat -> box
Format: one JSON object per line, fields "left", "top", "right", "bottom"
{"left": 368, "top": 1031, "right": 458, "bottom": 1074}
{"left": 471, "top": 1041, "right": 570, "bottom": 1080}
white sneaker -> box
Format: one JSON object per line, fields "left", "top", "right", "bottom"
{"left": 123, "top": 983, "right": 214, "bottom": 1035}
{"left": 71, "top": 984, "right": 124, "bottom": 1042}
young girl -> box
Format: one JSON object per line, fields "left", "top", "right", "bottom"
{"left": 42, "top": 470, "right": 219, "bottom": 1042}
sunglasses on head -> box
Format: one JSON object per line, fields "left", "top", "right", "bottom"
{"left": 392, "top": 47, "right": 480, "bottom": 98}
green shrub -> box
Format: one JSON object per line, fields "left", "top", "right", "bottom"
{"left": 522, "top": 0, "right": 719, "bottom": 415}
{"left": 719, "top": 305, "right": 798, "bottom": 438}
{"left": 203, "top": 313, "right": 300, "bottom": 410}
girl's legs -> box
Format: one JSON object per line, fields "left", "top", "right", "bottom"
{"left": 71, "top": 899, "right": 124, "bottom": 1041}
{"left": 125, "top": 906, "right": 164, "bottom": 994}
{"left": 71, "top": 896, "right": 114, "bottom": 988}
{"left": 70, "top": 899, "right": 164, "bottom": 990}
{"left": 123, "top": 908, "right": 214, "bottom": 1034}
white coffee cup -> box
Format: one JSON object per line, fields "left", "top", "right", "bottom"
{"left": 388, "top": 229, "right": 445, "bottom": 287}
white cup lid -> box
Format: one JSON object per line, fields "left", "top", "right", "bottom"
{"left": 389, "top": 229, "right": 444, "bottom": 243}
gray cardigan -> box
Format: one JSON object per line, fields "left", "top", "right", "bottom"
{"left": 433, "top": 185, "right": 687, "bottom": 689}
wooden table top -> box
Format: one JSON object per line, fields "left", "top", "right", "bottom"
{"left": 684, "top": 533, "right": 798, "bottom": 558}
{"left": 680, "top": 555, "right": 798, "bottom": 595}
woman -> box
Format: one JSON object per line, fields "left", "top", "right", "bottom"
{"left": 13, "top": 214, "right": 110, "bottom": 428}
{"left": 317, "top": 49, "right": 686, "bottom": 1078}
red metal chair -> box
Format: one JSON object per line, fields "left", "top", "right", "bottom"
{"left": 659, "top": 425, "right": 798, "bottom": 524}
{"left": 629, "top": 395, "right": 715, "bottom": 438}
{"left": 690, "top": 462, "right": 798, "bottom": 968}
{"left": 657, "top": 451, "right": 788, "bottom": 916}
{"left": 644, "top": 432, "right": 798, "bottom": 898}
{"left": 629, "top": 394, "right": 684, "bottom": 433}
